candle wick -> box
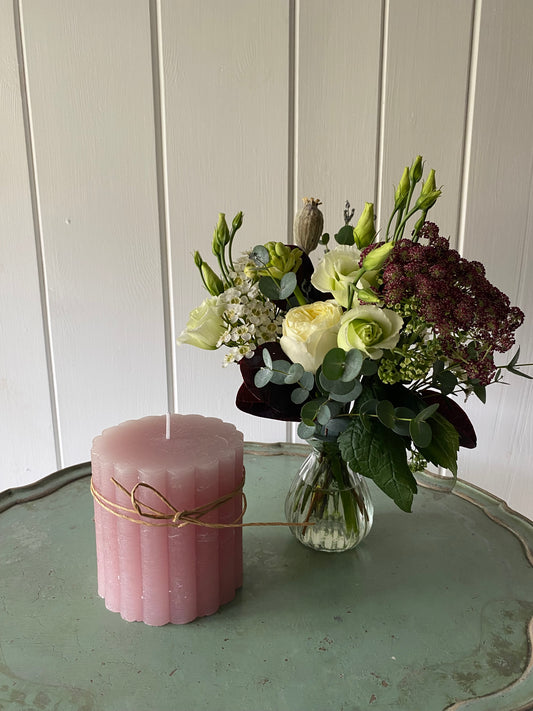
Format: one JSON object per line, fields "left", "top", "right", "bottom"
{"left": 166, "top": 413, "right": 171, "bottom": 440}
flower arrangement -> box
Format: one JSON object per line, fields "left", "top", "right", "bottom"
{"left": 178, "top": 157, "right": 530, "bottom": 514}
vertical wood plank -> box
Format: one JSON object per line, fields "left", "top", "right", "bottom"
{"left": 162, "top": 0, "right": 290, "bottom": 442}
{"left": 296, "top": 0, "right": 384, "bottom": 232}
{"left": 458, "top": 0, "right": 533, "bottom": 519}
{"left": 379, "top": 0, "right": 474, "bottom": 241}
{"left": 19, "top": 0, "right": 167, "bottom": 465}
{"left": 0, "top": 0, "right": 57, "bottom": 488}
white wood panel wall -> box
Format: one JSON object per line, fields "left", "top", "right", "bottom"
{"left": 1, "top": 0, "right": 532, "bottom": 520}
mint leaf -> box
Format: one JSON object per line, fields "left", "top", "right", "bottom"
{"left": 338, "top": 418, "right": 417, "bottom": 512}
{"left": 417, "top": 412, "right": 459, "bottom": 475}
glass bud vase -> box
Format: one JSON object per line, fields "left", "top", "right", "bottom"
{"left": 285, "top": 439, "right": 374, "bottom": 553}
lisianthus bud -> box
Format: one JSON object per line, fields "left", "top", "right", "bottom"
{"left": 414, "top": 189, "right": 442, "bottom": 211}
{"left": 216, "top": 213, "right": 230, "bottom": 246}
{"left": 353, "top": 202, "right": 376, "bottom": 249}
{"left": 194, "top": 251, "right": 203, "bottom": 269}
{"left": 411, "top": 156, "right": 423, "bottom": 184}
{"left": 394, "top": 167, "right": 410, "bottom": 209}
{"left": 361, "top": 242, "right": 394, "bottom": 270}
{"left": 201, "top": 262, "right": 225, "bottom": 296}
{"left": 420, "top": 168, "right": 436, "bottom": 196}
{"left": 232, "top": 211, "right": 243, "bottom": 232}
{"left": 355, "top": 287, "right": 381, "bottom": 304}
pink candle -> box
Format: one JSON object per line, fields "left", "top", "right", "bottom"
{"left": 91, "top": 414, "right": 244, "bottom": 625}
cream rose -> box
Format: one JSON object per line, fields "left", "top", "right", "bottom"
{"left": 337, "top": 304, "right": 403, "bottom": 359}
{"left": 310, "top": 245, "right": 362, "bottom": 307}
{"left": 280, "top": 301, "right": 342, "bottom": 373}
{"left": 177, "top": 296, "right": 226, "bottom": 350}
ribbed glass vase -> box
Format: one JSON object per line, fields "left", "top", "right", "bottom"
{"left": 285, "top": 439, "right": 373, "bottom": 553}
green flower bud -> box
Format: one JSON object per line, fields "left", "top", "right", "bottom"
{"left": 420, "top": 168, "right": 436, "bottom": 196}
{"left": 353, "top": 202, "right": 376, "bottom": 249}
{"left": 231, "top": 211, "right": 243, "bottom": 232}
{"left": 194, "top": 251, "right": 203, "bottom": 269}
{"left": 361, "top": 241, "right": 394, "bottom": 271}
{"left": 201, "top": 262, "right": 225, "bottom": 296}
{"left": 355, "top": 287, "right": 381, "bottom": 304}
{"left": 410, "top": 156, "right": 423, "bottom": 184}
{"left": 394, "top": 167, "right": 410, "bottom": 209}
{"left": 212, "top": 226, "right": 221, "bottom": 256}
{"left": 414, "top": 189, "right": 442, "bottom": 211}
{"left": 216, "top": 213, "right": 230, "bottom": 247}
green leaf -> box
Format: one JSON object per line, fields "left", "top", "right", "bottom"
{"left": 359, "top": 398, "right": 379, "bottom": 416}
{"left": 270, "top": 359, "right": 291, "bottom": 385}
{"left": 322, "top": 417, "right": 350, "bottom": 437}
{"left": 329, "top": 380, "right": 363, "bottom": 404}
{"left": 291, "top": 387, "right": 310, "bottom": 405}
{"left": 334, "top": 224, "right": 355, "bottom": 245}
{"left": 254, "top": 367, "right": 273, "bottom": 388}
{"left": 262, "top": 348, "right": 273, "bottom": 369}
{"left": 473, "top": 383, "right": 486, "bottom": 403}
{"left": 376, "top": 400, "right": 395, "bottom": 428}
{"left": 415, "top": 403, "right": 439, "bottom": 422}
{"left": 342, "top": 349, "right": 364, "bottom": 381}
{"left": 361, "top": 358, "right": 379, "bottom": 376}
{"left": 284, "top": 362, "right": 304, "bottom": 384}
{"left": 392, "top": 406, "right": 414, "bottom": 436}
{"left": 436, "top": 370, "right": 458, "bottom": 396}
{"left": 417, "top": 412, "right": 459, "bottom": 475}
{"left": 322, "top": 348, "right": 346, "bottom": 380}
{"left": 300, "top": 371, "right": 314, "bottom": 391}
{"left": 297, "top": 421, "right": 316, "bottom": 439}
{"left": 258, "top": 275, "right": 280, "bottom": 300}
{"left": 278, "top": 271, "right": 297, "bottom": 299}
{"left": 301, "top": 397, "right": 327, "bottom": 426}
{"left": 316, "top": 403, "right": 332, "bottom": 426}
{"left": 250, "top": 245, "right": 270, "bottom": 267}
{"left": 409, "top": 419, "right": 432, "bottom": 448}
{"left": 338, "top": 419, "right": 417, "bottom": 512}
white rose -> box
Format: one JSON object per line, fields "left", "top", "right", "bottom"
{"left": 280, "top": 301, "right": 342, "bottom": 373}
{"left": 337, "top": 304, "right": 403, "bottom": 359}
{"left": 311, "top": 245, "right": 363, "bottom": 307}
{"left": 177, "top": 297, "right": 226, "bottom": 350}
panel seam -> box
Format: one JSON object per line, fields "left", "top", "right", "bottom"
{"left": 13, "top": 0, "right": 63, "bottom": 468}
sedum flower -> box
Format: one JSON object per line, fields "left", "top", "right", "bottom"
{"left": 280, "top": 301, "right": 343, "bottom": 373}
{"left": 337, "top": 304, "right": 403, "bottom": 360}
{"left": 177, "top": 297, "right": 226, "bottom": 350}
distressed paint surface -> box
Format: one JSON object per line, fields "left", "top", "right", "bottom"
{"left": 1, "top": 444, "right": 532, "bottom": 711}
{"left": 0, "top": 0, "right": 532, "bottom": 520}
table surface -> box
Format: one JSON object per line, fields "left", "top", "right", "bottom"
{"left": 1, "top": 442, "right": 533, "bottom": 711}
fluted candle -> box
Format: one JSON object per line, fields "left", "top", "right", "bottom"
{"left": 91, "top": 414, "right": 244, "bottom": 625}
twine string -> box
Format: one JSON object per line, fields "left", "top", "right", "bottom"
{"left": 90, "top": 470, "right": 313, "bottom": 529}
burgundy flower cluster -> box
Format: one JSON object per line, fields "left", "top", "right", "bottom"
{"left": 367, "top": 223, "right": 524, "bottom": 385}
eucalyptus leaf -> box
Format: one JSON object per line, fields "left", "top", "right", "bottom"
{"left": 317, "top": 403, "right": 332, "bottom": 426}
{"left": 329, "top": 380, "right": 363, "bottom": 403}
{"left": 361, "top": 358, "right": 379, "bottom": 376}
{"left": 300, "top": 371, "right": 314, "bottom": 391}
{"left": 262, "top": 348, "right": 273, "bottom": 369}
{"left": 284, "top": 362, "right": 304, "bottom": 384}
{"left": 409, "top": 419, "right": 432, "bottom": 448}
{"left": 291, "top": 387, "right": 310, "bottom": 405}
{"left": 342, "top": 349, "right": 364, "bottom": 381}
{"left": 250, "top": 245, "right": 270, "bottom": 267}
{"left": 322, "top": 348, "right": 346, "bottom": 380}
{"left": 415, "top": 403, "right": 440, "bottom": 422}
{"left": 297, "top": 421, "right": 316, "bottom": 440}
{"left": 359, "top": 398, "right": 379, "bottom": 416}
{"left": 254, "top": 367, "right": 273, "bottom": 388}
{"left": 323, "top": 417, "right": 350, "bottom": 437}
{"left": 278, "top": 271, "right": 297, "bottom": 299}
{"left": 301, "top": 397, "right": 327, "bottom": 426}
{"left": 376, "top": 400, "right": 395, "bottom": 428}
{"left": 258, "top": 275, "right": 281, "bottom": 300}
{"left": 392, "top": 406, "right": 414, "bottom": 436}
{"left": 269, "top": 359, "right": 291, "bottom": 385}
